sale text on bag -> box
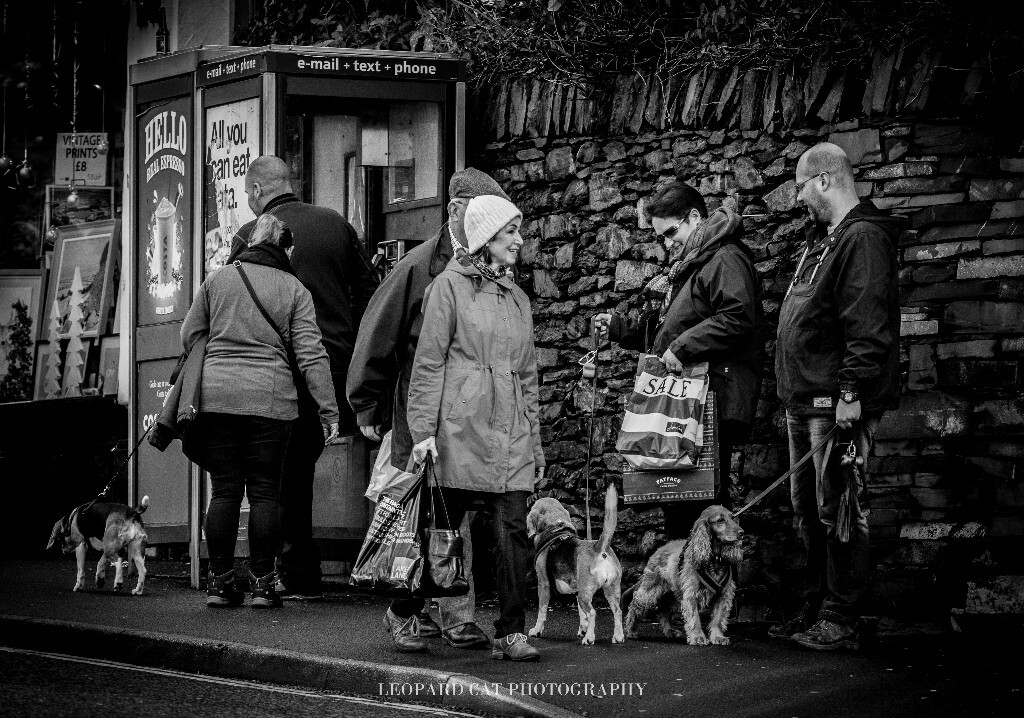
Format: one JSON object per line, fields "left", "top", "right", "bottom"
{"left": 636, "top": 372, "right": 702, "bottom": 400}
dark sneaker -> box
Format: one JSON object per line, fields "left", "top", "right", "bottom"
{"left": 249, "top": 571, "right": 283, "bottom": 609}
{"left": 768, "top": 603, "right": 818, "bottom": 640}
{"left": 275, "top": 580, "right": 323, "bottom": 601}
{"left": 384, "top": 609, "right": 428, "bottom": 653}
{"left": 417, "top": 611, "right": 441, "bottom": 638}
{"left": 492, "top": 633, "right": 540, "bottom": 662}
{"left": 793, "top": 619, "right": 860, "bottom": 651}
{"left": 442, "top": 623, "right": 490, "bottom": 649}
{"left": 206, "top": 570, "right": 244, "bottom": 608}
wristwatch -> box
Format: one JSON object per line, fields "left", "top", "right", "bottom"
{"left": 839, "top": 389, "right": 859, "bottom": 404}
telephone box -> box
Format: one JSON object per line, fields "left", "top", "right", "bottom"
{"left": 128, "top": 46, "right": 467, "bottom": 586}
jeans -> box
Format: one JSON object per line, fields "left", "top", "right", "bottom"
{"left": 204, "top": 413, "right": 293, "bottom": 576}
{"left": 662, "top": 420, "right": 739, "bottom": 541}
{"left": 392, "top": 488, "right": 531, "bottom": 638}
{"left": 278, "top": 410, "right": 325, "bottom": 591}
{"left": 787, "top": 411, "right": 877, "bottom": 626}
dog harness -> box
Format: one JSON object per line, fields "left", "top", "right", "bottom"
{"left": 533, "top": 526, "right": 577, "bottom": 555}
{"left": 695, "top": 560, "right": 737, "bottom": 599}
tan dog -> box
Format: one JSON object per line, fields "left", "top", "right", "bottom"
{"left": 46, "top": 496, "right": 150, "bottom": 595}
{"left": 527, "top": 485, "right": 624, "bottom": 645}
{"left": 624, "top": 504, "right": 743, "bottom": 645}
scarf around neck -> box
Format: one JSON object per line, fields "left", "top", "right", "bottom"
{"left": 233, "top": 242, "right": 296, "bottom": 276}
{"left": 643, "top": 207, "right": 744, "bottom": 320}
{"left": 452, "top": 226, "right": 511, "bottom": 284}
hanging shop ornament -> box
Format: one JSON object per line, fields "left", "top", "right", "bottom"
{"left": 94, "top": 85, "right": 109, "bottom": 153}
{"left": 17, "top": 38, "right": 36, "bottom": 188}
{"left": 66, "top": 184, "right": 78, "bottom": 204}
{"left": 70, "top": 0, "right": 79, "bottom": 189}
{"left": 0, "top": 76, "right": 10, "bottom": 174}
{"left": 17, "top": 160, "right": 36, "bottom": 187}
{"left": 0, "top": 1, "right": 11, "bottom": 176}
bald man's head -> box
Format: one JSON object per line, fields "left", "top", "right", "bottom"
{"left": 795, "top": 142, "right": 859, "bottom": 226}
{"left": 798, "top": 143, "right": 854, "bottom": 187}
{"left": 245, "top": 155, "right": 293, "bottom": 215}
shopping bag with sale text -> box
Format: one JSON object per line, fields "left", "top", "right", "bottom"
{"left": 615, "top": 355, "right": 710, "bottom": 471}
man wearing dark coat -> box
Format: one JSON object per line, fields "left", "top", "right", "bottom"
{"left": 230, "top": 155, "right": 378, "bottom": 600}
{"left": 347, "top": 167, "right": 510, "bottom": 650}
{"left": 770, "top": 142, "right": 902, "bottom": 651}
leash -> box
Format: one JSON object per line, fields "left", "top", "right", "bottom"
{"left": 733, "top": 424, "right": 840, "bottom": 517}
{"left": 580, "top": 329, "right": 601, "bottom": 541}
{"left": 69, "top": 424, "right": 154, "bottom": 518}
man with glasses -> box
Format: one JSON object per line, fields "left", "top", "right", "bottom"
{"left": 593, "top": 180, "right": 764, "bottom": 539}
{"left": 771, "top": 142, "right": 902, "bottom": 651}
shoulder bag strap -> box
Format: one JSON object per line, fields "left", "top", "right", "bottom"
{"left": 233, "top": 260, "right": 290, "bottom": 350}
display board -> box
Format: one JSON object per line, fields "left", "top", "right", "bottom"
{"left": 203, "top": 97, "right": 260, "bottom": 273}
{"left": 136, "top": 96, "right": 192, "bottom": 326}
{"left": 136, "top": 358, "right": 190, "bottom": 540}
{"left": 54, "top": 132, "right": 109, "bottom": 186}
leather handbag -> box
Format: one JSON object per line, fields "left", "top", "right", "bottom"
{"left": 350, "top": 456, "right": 469, "bottom": 598}
{"left": 416, "top": 457, "right": 470, "bottom": 598}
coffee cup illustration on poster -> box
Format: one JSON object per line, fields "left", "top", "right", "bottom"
{"left": 203, "top": 98, "right": 259, "bottom": 274}
{"left": 136, "top": 96, "right": 191, "bottom": 327}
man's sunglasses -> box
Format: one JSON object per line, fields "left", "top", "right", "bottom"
{"left": 655, "top": 218, "right": 685, "bottom": 240}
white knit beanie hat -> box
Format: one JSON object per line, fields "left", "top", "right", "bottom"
{"left": 464, "top": 195, "right": 522, "bottom": 254}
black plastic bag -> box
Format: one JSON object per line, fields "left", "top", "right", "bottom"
{"left": 350, "top": 457, "right": 468, "bottom": 598}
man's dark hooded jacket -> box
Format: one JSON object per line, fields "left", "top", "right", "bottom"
{"left": 229, "top": 193, "right": 377, "bottom": 412}
{"left": 347, "top": 227, "right": 454, "bottom": 470}
{"left": 609, "top": 207, "right": 765, "bottom": 430}
{"left": 776, "top": 200, "right": 902, "bottom": 416}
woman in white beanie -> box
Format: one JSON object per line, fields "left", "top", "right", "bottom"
{"left": 382, "top": 194, "right": 545, "bottom": 662}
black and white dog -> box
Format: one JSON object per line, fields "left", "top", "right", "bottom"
{"left": 47, "top": 496, "right": 150, "bottom": 595}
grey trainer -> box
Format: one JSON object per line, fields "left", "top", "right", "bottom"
{"left": 491, "top": 632, "right": 540, "bottom": 661}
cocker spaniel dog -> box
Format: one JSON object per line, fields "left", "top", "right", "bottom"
{"left": 624, "top": 505, "right": 743, "bottom": 645}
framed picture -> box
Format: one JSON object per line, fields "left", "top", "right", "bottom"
{"left": 0, "top": 270, "right": 47, "bottom": 403}
{"left": 43, "top": 185, "right": 116, "bottom": 254}
{"left": 99, "top": 335, "right": 120, "bottom": 396}
{"left": 33, "top": 341, "right": 50, "bottom": 401}
{"left": 61, "top": 336, "right": 95, "bottom": 398}
{"left": 43, "top": 219, "right": 118, "bottom": 341}
{"left": 0, "top": 269, "right": 47, "bottom": 342}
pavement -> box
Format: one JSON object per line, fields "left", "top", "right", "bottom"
{"left": 2, "top": 559, "right": 1023, "bottom": 718}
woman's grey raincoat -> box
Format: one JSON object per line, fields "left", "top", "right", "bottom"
{"left": 407, "top": 258, "right": 545, "bottom": 493}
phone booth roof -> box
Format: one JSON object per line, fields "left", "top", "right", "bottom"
{"left": 194, "top": 45, "right": 466, "bottom": 88}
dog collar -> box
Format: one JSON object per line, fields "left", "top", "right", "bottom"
{"left": 534, "top": 526, "right": 577, "bottom": 555}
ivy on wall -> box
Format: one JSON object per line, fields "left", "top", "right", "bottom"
{"left": 237, "top": 1, "right": 1023, "bottom": 89}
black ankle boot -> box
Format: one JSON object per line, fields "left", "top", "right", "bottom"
{"left": 249, "top": 570, "right": 283, "bottom": 609}
{"left": 207, "top": 569, "right": 244, "bottom": 608}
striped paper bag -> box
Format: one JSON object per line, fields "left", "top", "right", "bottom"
{"left": 615, "top": 355, "right": 709, "bottom": 471}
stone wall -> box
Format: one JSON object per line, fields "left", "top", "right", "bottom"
{"left": 472, "top": 45, "right": 1024, "bottom": 621}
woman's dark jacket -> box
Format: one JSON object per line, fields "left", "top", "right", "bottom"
{"left": 608, "top": 209, "right": 765, "bottom": 431}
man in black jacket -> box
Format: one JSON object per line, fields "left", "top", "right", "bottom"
{"left": 594, "top": 181, "right": 765, "bottom": 538}
{"left": 232, "top": 155, "right": 378, "bottom": 601}
{"left": 771, "top": 142, "right": 901, "bottom": 651}
{"left": 347, "top": 168, "right": 509, "bottom": 652}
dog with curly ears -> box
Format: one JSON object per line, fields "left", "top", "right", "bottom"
{"left": 624, "top": 504, "right": 743, "bottom": 645}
